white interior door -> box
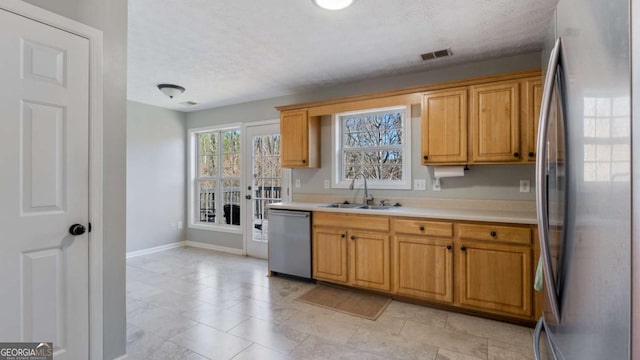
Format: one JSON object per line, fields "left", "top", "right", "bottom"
{"left": 0, "top": 9, "right": 90, "bottom": 359}
{"left": 244, "top": 122, "right": 290, "bottom": 259}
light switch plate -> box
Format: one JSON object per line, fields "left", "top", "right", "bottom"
{"left": 324, "top": 180, "right": 330, "bottom": 189}
{"left": 414, "top": 179, "right": 426, "bottom": 191}
{"left": 520, "top": 180, "right": 530, "bottom": 193}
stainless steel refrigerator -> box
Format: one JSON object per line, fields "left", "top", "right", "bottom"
{"left": 533, "top": 0, "right": 638, "bottom": 359}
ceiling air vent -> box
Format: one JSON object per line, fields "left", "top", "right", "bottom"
{"left": 180, "top": 101, "right": 198, "bottom": 106}
{"left": 420, "top": 48, "right": 452, "bottom": 61}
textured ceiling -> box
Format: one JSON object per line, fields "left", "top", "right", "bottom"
{"left": 127, "top": 0, "right": 557, "bottom": 112}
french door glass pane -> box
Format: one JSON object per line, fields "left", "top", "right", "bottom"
{"left": 252, "top": 134, "right": 282, "bottom": 242}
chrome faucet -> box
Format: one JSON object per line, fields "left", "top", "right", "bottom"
{"left": 349, "top": 172, "right": 374, "bottom": 205}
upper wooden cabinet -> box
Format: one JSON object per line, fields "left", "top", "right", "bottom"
{"left": 470, "top": 80, "right": 521, "bottom": 162}
{"left": 280, "top": 109, "right": 320, "bottom": 168}
{"left": 421, "top": 88, "right": 468, "bottom": 164}
{"left": 522, "top": 77, "right": 543, "bottom": 163}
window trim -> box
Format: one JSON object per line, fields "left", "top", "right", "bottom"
{"left": 331, "top": 105, "right": 412, "bottom": 190}
{"left": 187, "top": 123, "right": 243, "bottom": 233}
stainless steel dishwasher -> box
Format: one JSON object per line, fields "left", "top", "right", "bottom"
{"left": 267, "top": 209, "right": 311, "bottom": 279}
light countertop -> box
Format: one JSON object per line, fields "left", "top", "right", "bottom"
{"left": 268, "top": 201, "right": 538, "bottom": 225}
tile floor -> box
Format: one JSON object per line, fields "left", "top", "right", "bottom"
{"left": 126, "top": 246, "right": 535, "bottom": 360}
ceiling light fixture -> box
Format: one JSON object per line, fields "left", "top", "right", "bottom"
{"left": 157, "top": 84, "right": 185, "bottom": 99}
{"left": 313, "top": 0, "right": 355, "bottom": 11}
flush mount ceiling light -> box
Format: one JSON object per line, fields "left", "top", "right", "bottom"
{"left": 157, "top": 84, "right": 185, "bottom": 99}
{"left": 313, "top": 0, "right": 355, "bottom": 10}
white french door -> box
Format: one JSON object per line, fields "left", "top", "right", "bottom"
{"left": 0, "top": 8, "right": 90, "bottom": 359}
{"left": 244, "top": 122, "right": 290, "bottom": 259}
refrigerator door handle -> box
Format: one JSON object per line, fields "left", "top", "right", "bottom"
{"left": 536, "top": 37, "right": 562, "bottom": 324}
{"left": 533, "top": 317, "right": 544, "bottom": 360}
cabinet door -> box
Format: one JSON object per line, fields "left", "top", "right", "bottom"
{"left": 470, "top": 81, "right": 520, "bottom": 162}
{"left": 349, "top": 230, "right": 390, "bottom": 291}
{"left": 523, "top": 77, "right": 543, "bottom": 162}
{"left": 280, "top": 109, "right": 309, "bottom": 167}
{"left": 458, "top": 241, "right": 532, "bottom": 317}
{"left": 393, "top": 235, "right": 453, "bottom": 302}
{"left": 421, "top": 88, "right": 468, "bottom": 164}
{"left": 313, "top": 227, "right": 348, "bottom": 283}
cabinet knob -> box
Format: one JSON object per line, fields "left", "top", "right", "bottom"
{"left": 513, "top": 152, "right": 520, "bottom": 157}
{"left": 341, "top": 234, "right": 346, "bottom": 238}
{"left": 302, "top": 159, "right": 306, "bottom": 163}
{"left": 446, "top": 245, "right": 452, "bottom": 250}
{"left": 419, "top": 226, "right": 425, "bottom": 231}
{"left": 350, "top": 235, "right": 356, "bottom": 240}
{"left": 490, "top": 231, "right": 497, "bottom": 237}
{"left": 460, "top": 246, "right": 467, "bottom": 251}
{"left": 423, "top": 155, "right": 428, "bottom": 160}
{"left": 528, "top": 151, "right": 535, "bottom": 157}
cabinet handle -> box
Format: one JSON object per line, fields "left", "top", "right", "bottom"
{"left": 490, "top": 231, "right": 497, "bottom": 237}
{"left": 350, "top": 235, "right": 356, "bottom": 240}
{"left": 513, "top": 152, "right": 520, "bottom": 157}
{"left": 447, "top": 245, "right": 452, "bottom": 250}
{"left": 423, "top": 155, "right": 428, "bottom": 160}
{"left": 460, "top": 246, "right": 467, "bottom": 251}
{"left": 528, "top": 151, "right": 535, "bottom": 157}
{"left": 419, "top": 226, "right": 425, "bottom": 231}
{"left": 341, "top": 234, "right": 346, "bottom": 238}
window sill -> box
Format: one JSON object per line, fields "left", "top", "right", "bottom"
{"left": 188, "top": 223, "right": 243, "bottom": 235}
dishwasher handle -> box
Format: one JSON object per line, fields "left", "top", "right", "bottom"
{"left": 269, "top": 210, "right": 310, "bottom": 218}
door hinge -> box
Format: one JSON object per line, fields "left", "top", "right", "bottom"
{"left": 88, "top": 222, "right": 92, "bottom": 233}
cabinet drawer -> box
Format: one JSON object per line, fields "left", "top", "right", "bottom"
{"left": 391, "top": 218, "right": 453, "bottom": 238}
{"left": 457, "top": 224, "right": 531, "bottom": 245}
{"left": 313, "top": 212, "right": 389, "bottom": 232}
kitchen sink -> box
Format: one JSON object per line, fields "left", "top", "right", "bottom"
{"left": 319, "top": 203, "right": 363, "bottom": 209}
{"left": 319, "top": 203, "right": 394, "bottom": 210}
{"left": 356, "top": 205, "right": 393, "bottom": 210}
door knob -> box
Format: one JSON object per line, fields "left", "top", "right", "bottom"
{"left": 245, "top": 195, "right": 252, "bottom": 200}
{"left": 69, "top": 224, "right": 86, "bottom": 236}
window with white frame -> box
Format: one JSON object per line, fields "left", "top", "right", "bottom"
{"left": 333, "top": 106, "right": 411, "bottom": 189}
{"left": 189, "top": 126, "right": 241, "bottom": 231}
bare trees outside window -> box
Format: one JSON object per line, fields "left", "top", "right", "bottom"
{"left": 335, "top": 106, "right": 410, "bottom": 189}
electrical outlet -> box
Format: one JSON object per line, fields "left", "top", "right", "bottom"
{"left": 295, "top": 179, "right": 301, "bottom": 188}
{"left": 520, "top": 180, "right": 530, "bottom": 193}
{"left": 324, "top": 180, "right": 330, "bottom": 189}
{"left": 414, "top": 179, "right": 426, "bottom": 191}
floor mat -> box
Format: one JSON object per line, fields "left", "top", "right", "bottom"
{"left": 296, "top": 284, "right": 391, "bottom": 320}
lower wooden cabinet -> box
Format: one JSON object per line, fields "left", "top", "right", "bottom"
{"left": 313, "top": 212, "right": 536, "bottom": 321}
{"left": 393, "top": 235, "right": 453, "bottom": 302}
{"left": 457, "top": 240, "right": 533, "bottom": 318}
{"left": 312, "top": 213, "right": 390, "bottom": 291}
{"left": 350, "top": 230, "right": 390, "bottom": 291}
{"left": 313, "top": 226, "right": 348, "bottom": 283}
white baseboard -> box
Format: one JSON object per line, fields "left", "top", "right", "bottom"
{"left": 184, "top": 240, "right": 245, "bottom": 255}
{"left": 112, "top": 354, "right": 128, "bottom": 360}
{"left": 126, "top": 242, "right": 184, "bottom": 259}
